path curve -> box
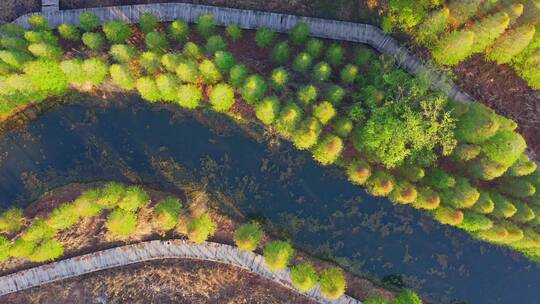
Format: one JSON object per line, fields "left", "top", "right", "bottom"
{"left": 0, "top": 239, "right": 361, "bottom": 304}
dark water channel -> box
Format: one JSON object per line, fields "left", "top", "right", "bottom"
{"left": 0, "top": 97, "right": 538, "bottom": 304}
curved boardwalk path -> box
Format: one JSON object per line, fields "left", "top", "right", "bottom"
{"left": 0, "top": 239, "right": 361, "bottom": 304}
{"left": 13, "top": 2, "right": 472, "bottom": 104}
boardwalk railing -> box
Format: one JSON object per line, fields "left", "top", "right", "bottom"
{"left": 0, "top": 239, "right": 361, "bottom": 304}
{"left": 13, "top": 2, "right": 473, "bottom": 104}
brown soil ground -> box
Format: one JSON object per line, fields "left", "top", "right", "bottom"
{"left": 0, "top": 0, "right": 40, "bottom": 22}
{"left": 0, "top": 183, "right": 395, "bottom": 303}
{"left": 1, "top": 259, "right": 316, "bottom": 304}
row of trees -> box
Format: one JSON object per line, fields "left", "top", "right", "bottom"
{"left": 0, "top": 183, "right": 348, "bottom": 300}
{"left": 383, "top": 0, "right": 540, "bottom": 89}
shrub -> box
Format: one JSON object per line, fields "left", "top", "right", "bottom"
{"left": 270, "top": 67, "right": 289, "bottom": 90}
{"left": 296, "top": 84, "right": 318, "bottom": 106}
{"left": 21, "top": 219, "right": 57, "bottom": 242}
{"left": 209, "top": 83, "right": 235, "bottom": 112}
{"left": 432, "top": 206, "right": 464, "bottom": 226}
{"left": 205, "top": 35, "right": 227, "bottom": 54}
{"left": 263, "top": 240, "right": 293, "bottom": 270}
{"left": 168, "top": 19, "right": 189, "bottom": 42}
{"left": 28, "top": 15, "right": 50, "bottom": 31}
{"left": 160, "top": 53, "right": 181, "bottom": 72}
{"left": 106, "top": 208, "right": 137, "bottom": 237}
{"left": 0, "top": 208, "right": 24, "bottom": 233}
{"left": 271, "top": 41, "right": 291, "bottom": 64}
{"left": 292, "top": 117, "right": 321, "bottom": 150}
{"left": 58, "top": 23, "right": 80, "bottom": 41}
{"left": 507, "top": 155, "right": 537, "bottom": 177}
{"left": 312, "top": 134, "right": 343, "bottom": 165}
{"left": 0, "top": 236, "right": 9, "bottom": 261}
{"left": 290, "top": 262, "right": 318, "bottom": 292}
{"left": 275, "top": 102, "right": 303, "bottom": 136}
{"left": 312, "top": 62, "right": 332, "bottom": 82}
{"left": 234, "top": 222, "right": 264, "bottom": 251}
{"left": 424, "top": 168, "right": 456, "bottom": 190}
{"left": 46, "top": 203, "right": 79, "bottom": 230}
{"left": 176, "top": 60, "right": 199, "bottom": 83}
{"left": 139, "top": 51, "right": 162, "bottom": 73}
{"left": 29, "top": 239, "right": 64, "bottom": 262}
{"left": 319, "top": 267, "right": 346, "bottom": 299}
{"left": 199, "top": 59, "right": 222, "bottom": 84}
{"left": 73, "top": 189, "right": 103, "bottom": 217}
{"left": 139, "top": 12, "right": 158, "bottom": 33}
{"left": 1, "top": 37, "right": 28, "bottom": 51}
{"left": 214, "top": 51, "right": 236, "bottom": 73}
{"left": 431, "top": 30, "right": 474, "bottom": 65}
{"left": 394, "top": 290, "right": 422, "bottom": 304}
{"left": 196, "top": 14, "right": 216, "bottom": 38}
{"left": 229, "top": 64, "right": 249, "bottom": 88}
{"left": 482, "top": 130, "right": 526, "bottom": 167}
{"left": 255, "top": 28, "right": 275, "bottom": 48}
{"left": 491, "top": 192, "right": 517, "bottom": 218}
{"left": 79, "top": 12, "right": 101, "bottom": 32}
{"left": 313, "top": 101, "right": 336, "bottom": 125}
{"left": 0, "top": 50, "right": 31, "bottom": 70}
{"left": 96, "top": 182, "right": 126, "bottom": 209}
{"left": 255, "top": 96, "right": 281, "bottom": 125}
{"left": 9, "top": 239, "right": 35, "bottom": 258}
{"left": 152, "top": 197, "right": 182, "bottom": 231}
{"left": 455, "top": 103, "right": 500, "bottom": 144}
{"left": 118, "top": 185, "right": 150, "bottom": 211}
{"left": 456, "top": 211, "right": 493, "bottom": 232}
{"left": 187, "top": 213, "right": 217, "bottom": 244}
{"left": 183, "top": 41, "right": 202, "bottom": 59}
{"left": 451, "top": 143, "right": 480, "bottom": 161}
{"left": 366, "top": 171, "right": 395, "bottom": 196}
{"left": 473, "top": 191, "right": 495, "bottom": 214}
{"left": 23, "top": 60, "right": 68, "bottom": 96}
{"left": 305, "top": 38, "right": 323, "bottom": 58}
{"left": 110, "top": 64, "right": 136, "bottom": 90}
{"left": 109, "top": 44, "right": 138, "bottom": 63}
{"left": 325, "top": 43, "right": 345, "bottom": 66}
{"left": 103, "top": 20, "right": 131, "bottom": 43}
{"left": 413, "top": 187, "right": 440, "bottom": 210}
{"left": 292, "top": 52, "right": 312, "bottom": 73}
{"left": 82, "top": 32, "right": 105, "bottom": 50}
{"left": 28, "top": 43, "right": 63, "bottom": 60}
{"left": 176, "top": 84, "right": 202, "bottom": 109}
{"left": 225, "top": 24, "right": 242, "bottom": 41}
{"left": 145, "top": 31, "right": 169, "bottom": 52}
{"left": 289, "top": 22, "right": 310, "bottom": 45}
{"left": 241, "top": 75, "right": 267, "bottom": 104}
{"left": 468, "top": 156, "right": 508, "bottom": 181}
{"left": 441, "top": 177, "right": 480, "bottom": 209}
{"left": 82, "top": 57, "right": 109, "bottom": 86}
{"left": 390, "top": 180, "right": 418, "bottom": 204}
{"left": 156, "top": 73, "right": 178, "bottom": 102}
{"left": 340, "top": 64, "right": 358, "bottom": 85}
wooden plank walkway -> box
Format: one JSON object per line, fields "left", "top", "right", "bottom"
{"left": 0, "top": 239, "right": 361, "bottom": 304}
{"left": 13, "top": 2, "right": 473, "bottom": 104}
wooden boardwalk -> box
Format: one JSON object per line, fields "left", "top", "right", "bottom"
{"left": 14, "top": 2, "right": 473, "bottom": 104}
{"left": 0, "top": 239, "right": 361, "bottom": 304}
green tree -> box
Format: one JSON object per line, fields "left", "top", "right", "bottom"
{"left": 431, "top": 30, "right": 474, "bottom": 65}
{"left": 168, "top": 19, "right": 189, "bottom": 42}
{"left": 482, "top": 130, "right": 526, "bottom": 167}
{"left": 424, "top": 168, "right": 455, "bottom": 190}
{"left": 21, "top": 219, "right": 57, "bottom": 242}
{"left": 271, "top": 41, "right": 291, "bottom": 65}
{"left": 29, "top": 239, "right": 64, "bottom": 262}
{"left": 72, "top": 189, "right": 103, "bottom": 217}
{"left": 46, "top": 203, "right": 79, "bottom": 230}
{"left": 24, "top": 30, "right": 57, "bottom": 45}
{"left": 82, "top": 32, "right": 105, "bottom": 50}
{"left": 255, "top": 96, "right": 281, "bottom": 125}
{"left": 152, "top": 197, "right": 182, "bottom": 231}
{"left": 292, "top": 117, "right": 321, "bottom": 150}
{"left": 275, "top": 102, "right": 303, "bottom": 136}
{"left": 441, "top": 177, "right": 480, "bottom": 209}
{"left": 110, "top": 64, "right": 136, "bottom": 90}
{"left": 0, "top": 236, "right": 9, "bottom": 261}
{"left": 413, "top": 187, "right": 441, "bottom": 210}
{"left": 28, "top": 15, "right": 50, "bottom": 31}
{"left": 0, "top": 208, "right": 24, "bottom": 233}
{"left": 23, "top": 60, "right": 68, "bottom": 96}
{"left": 161, "top": 53, "right": 181, "bottom": 72}
{"left": 325, "top": 43, "right": 345, "bottom": 66}
{"left": 473, "top": 191, "right": 495, "bottom": 214}
{"left": 447, "top": 0, "right": 483, "bottom": 26}
{"left": 0, "top": 23, "right": 25, "bottom": 37}
{"left": 270, "top": 67, "right": 289, "bottom": 90}
{"left": 106, "top": 208, "right": 138, "bottom": 237}
{"left": 396, "top": 165, "right": 425, "bottom": 183}
{"left": 456, "top": 211, "right": 493, "bottom": 232}
{"left": 156, "top": 73, "right": 178, "bottom": 102}
{"left": 58, "top": 23, "right": 80, "bottom": 41}
{"left": 96, "top": 182, "right": 126, "bottom": 209}
{"left": 312, "top": 134, "right": 343, "bottom": 165}
{"left": 225, "top": 24, "right": 242, "bottom": 41}
{"left": 176, "top": 84, "right": 202, "bottom": 109}
{"left": 102, "top": 20, "right": 131, "bottom": 43}
{"left": 137, "top": 77, "right": 161, "bottom": 102}
{"left": 290, "top": 262, "right": 318, "bottom": 292}
{"left": 118, "top": 186, "right": 150, "bottom": 212}
{"left": 205, "top": 35, "right": 227, "bottom": 54}
{"left": 432, "top": 206, "right": 464, "bottom": 226}
{"left": 234, "top": 222, "right": 264, "bottom": 251}
{"left": 1, "top": 36, "right": 28, "bottom": 51}
{"left": 394, "top": 290, "right": 422, "bottom": 304}
{"left": 139, "top": 12, "right": 158, "bottom": 33}
{"left": 255, "top": 28, "right": 275, "bottom": 48}
{"left": 319, "top": 267, "right": 346, "bottom": 299}
{"left": 292, "top": 52, "right": 312, "bottom": 73}
{"left": 79, "top": 12, "right": 101, "bottom": 32}
{"left": 9, "top": 239, "right": 35, "bottom": 258}
{"left": 82, "top": 57, "right": 109, "bottom": 86}
{"left": 366, "top": 170, "right": 395, "bottom": 196}
{"left": 229, "top": 64, "right": 249, "bottom": 88}
{"left": 110, "top": 44, "right": 138, "bottom": 63}
{"left": 468, "top": 156, "right": 508, "bottom": 181}
{"left": 451, "top": 143, "right": 480, "bottom": 161}
{"left": 214, "top": 51, "right": 236, "bottom": 73}
{"left": 332, "top": 117, "right": 353, "bottom": 138}
{"left": 289, "top": 22, "right": 310, "bottom": 45}
{"left": 263, "top": 240, "right": 294, "bottom": 271}
{"left": 497, "top": 177, "right": 536, "bottom": 198}
{"left": 306, "top": 38, "right": 324, "bottom": 58}
{"left": 209, "top": 83, "right": 235, "bottom": 112}
{"left": 455, "top": 103, "right": 500, "bottom": 144}
{"left": 198, "top": 59, "right": 222, "bottom": 84}
{"left": 187, "top": 213, "right": 216, "bottom": 244}
{"left": 312, "top": 62, "right": 332, "bottom": 82}
{"left": 364, "top": 295, "right": 391, "bottom": 304}
{"left": 241, "top": 75, "right": 267, "bottom": 104}
{"left": 313, "top": 101, "right": 336, "bottom": 125}
{"left": 346, "top": 159, "right": 372, "bottom": 186}
{"left": 390, "top": 180, "right": 418, "bottom": 204}
{"left": 511, "top": 201, "right": 535, "bottom": 223}
{"left": 28, "top": 43, "right": 62, "bottom": 60}
{"left": 183, "top": 41, "right": 202, "bottom": 60}
{"left": 176, "top": 60, "right": 199, "bottom": 83}
{"left": 477, "top": 225, "right": 509, "bottom": 243}
{"left": 0, "top": 50, "right": 31, "bottom": 70}
{"left": 415, "top": 8, "right": 449, "bottom": 45}
{"left": 469, "top": 12, "right": 510, "bottom": 54}
{"left": 340, "top": 64, "right": 358, "bottom": 85}
{"left": 487, "top": 24, "right": 536, "bottom": 64}
{"left": 491, "top": 192, "right": 517, "bottom": 218}
{"left": 507, "top": 154, "right": 537, "bottom": 177}
{"left": 297, "top": 84, "right": 318, "bottom": 106}
{"left": 196, "top": 14, "right": 216, "bottom": 38}
{"left": 145, "top": 31, "right": 169, "bottom": 52}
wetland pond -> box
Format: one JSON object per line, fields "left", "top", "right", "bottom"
{"left": 0, "top": 96, "right": 538, "bottom": 304}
